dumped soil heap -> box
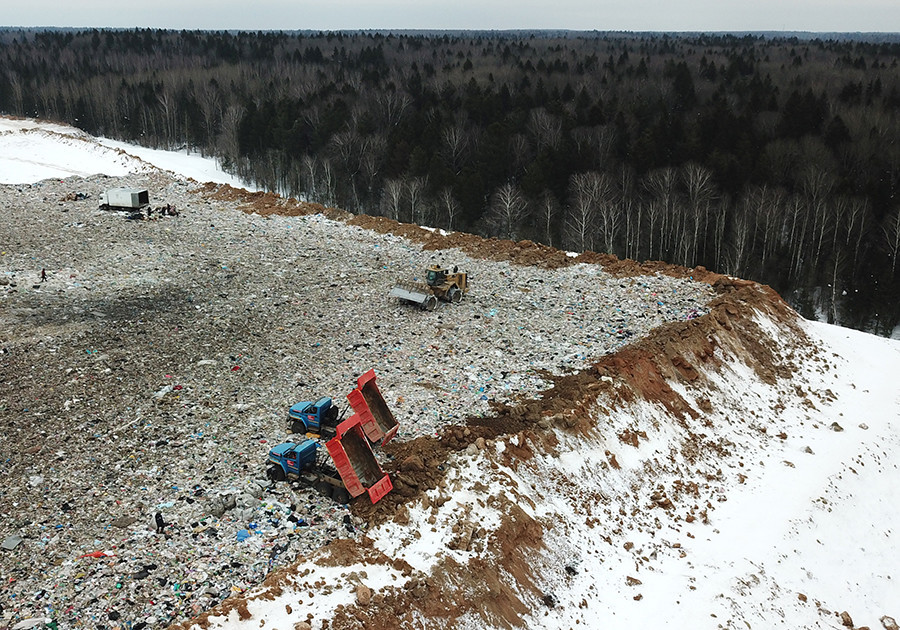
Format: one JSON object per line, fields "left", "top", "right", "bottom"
{"left": 2, "top": 174, "right": 825, "bottom": 629}
{"left": 153, "top": 184, "right": 841, "bottom": 630}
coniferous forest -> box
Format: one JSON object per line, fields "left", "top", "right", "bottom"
{"left": 1, "top": 29, "right": 899, "bottom": 334}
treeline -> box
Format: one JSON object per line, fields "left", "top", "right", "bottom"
{"left": 1, "top": 29, "right": 899, "bottom": 333}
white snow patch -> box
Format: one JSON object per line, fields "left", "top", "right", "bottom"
{"left": 0, "top": 115, "right": 257, "bottom": 190}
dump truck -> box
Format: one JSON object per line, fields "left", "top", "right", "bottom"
{"left": 99, "top": 187, "right": 149, "bottom": 211}
{"left": 389, "top": 264, "right": 468, "bottom": 311}
{"left": 288, "top": 370, "right": 397, "bottom": 445}
{"left": 325, "top": 415, "right": 393, "bottom": 503}
{"left": 289, "top": 396, "right": 342, "bottom": 437}
{"left": 266, "top": 415, "right": 393, "bottom": 504}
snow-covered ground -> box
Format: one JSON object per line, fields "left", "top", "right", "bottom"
{"left": 0, "top": 116, "right": 256, "bottom": 190}
{"left": 2, "top": 116, "right": 898, "bottom": 630}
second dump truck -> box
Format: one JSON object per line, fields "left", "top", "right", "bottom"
{"left": 288, "top": 370, "right": 397, "bottom": 445}
{"left": 266, "top": 415, "right": 393, "bottom": 504}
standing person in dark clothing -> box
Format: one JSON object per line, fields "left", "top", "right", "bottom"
{"left": 155, "top": 511, "right": 166, "bottom": 534}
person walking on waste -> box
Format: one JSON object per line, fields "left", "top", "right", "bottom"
{"left": 155, "top": 511, "right": 166, "bottom": 534}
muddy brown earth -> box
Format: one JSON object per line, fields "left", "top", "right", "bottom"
{"left": 1, "top": 177, "right": 768, "bottom": 629}
{"left": 168, "top": 185, "right": 808, "bottom": 630}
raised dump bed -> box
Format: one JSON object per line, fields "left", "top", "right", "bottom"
{"left": 346, "top": 369, "right": 399, "bottom": 446}
{"left": 325, "top": 415, "right": 393, "bottom": 504}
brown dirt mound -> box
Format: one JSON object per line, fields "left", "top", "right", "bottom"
{"left": 202, "top": 184, "right": 734, "bottom": 283}
{"left": 352, "top": 279, "right": 802, "bottom": 529}
{"left": 198, "top": 182, "right": 350, "bottom": 220}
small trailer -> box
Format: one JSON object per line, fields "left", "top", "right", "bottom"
{"left": 99, "top": 187, "right": 149, "bottom": 211}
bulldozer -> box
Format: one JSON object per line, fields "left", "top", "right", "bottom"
{"left": 389, "top": 265, "right": 468, "bottom": 311}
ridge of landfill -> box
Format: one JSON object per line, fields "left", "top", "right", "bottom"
{"left": 0, "top": 172, "right": 716, "bottom": 628}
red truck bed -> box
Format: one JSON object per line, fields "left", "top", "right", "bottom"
{"left": 325, "top": 415, "right": 393, "bottom": 504}
{"left": 346, "top": 369, "right": 399, "bottom": 446}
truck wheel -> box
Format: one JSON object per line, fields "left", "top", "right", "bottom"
{"left": 448, "top": 287, "right": 462, "bottom": 303}
{"left": 423, "top": 295, "right": 438, "bottom": 311}
{"left": 315, "top": 481, "right": 333, "bottom": 499}
{"left": 333, "top": 488, "right": 351, "bottom": 504}
{"left": 267, "top": 466, "right": 286, "bottom": 482}
{"left": 290, "top": 420, "right": 307, "bottom": 434}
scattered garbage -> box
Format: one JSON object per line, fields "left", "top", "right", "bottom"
{"left": 0, "top": 171, "right": 717, "bottom": 628}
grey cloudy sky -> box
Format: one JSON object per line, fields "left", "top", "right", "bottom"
{"left": 5, "top": 0, "right": 899, "bottom": 32}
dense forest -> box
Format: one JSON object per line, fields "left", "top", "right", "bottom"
{"left": 1, "top": 29, "right": 899, "bottom": 334}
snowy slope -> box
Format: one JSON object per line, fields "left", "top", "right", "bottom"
{"left": 179, "top": 287, "right": 900, "bottom": 630}
{"left": 2, "top": 117, "right": 897, "bottom": 630}
{"left": 0, "top": 116, "right": 255, "bottom": 189}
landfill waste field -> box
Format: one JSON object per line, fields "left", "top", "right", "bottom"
{"left": 0, "top": 171, "right": 717, "bottom": 628}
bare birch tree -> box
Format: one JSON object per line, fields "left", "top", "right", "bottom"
{"left": 376, "top": 90, "right": 411, "bottom": 129}
{"left": 592, "top": 172, "right": 619, "bottom": 254}
{"left": 643, "top": 167, "right": 679, "bottom": 261}
{"left": 682, "top": 163, "right": 716, "bottom": 267}
{"left": 566, "top": 172, "right": 603, "bottom": 253}
{"left": 616, "top": 166, "right": 641, "bottom": 261}
{"left": 527, "top": 108, "right": 562, "bottom": 152}
{"left": 441, "top": 122, "right": 473, "bottom": 175}
{"left": 728, "top": 204, "right": 753, "bottom": 277}
{"left": 360, "top": 134, "right": 387, "bottom": 205}
{"left": 801, "top": 167, "right": 835, "bottom": 272}
{"left": 486, "top": 182, "right": 529, "bottom": 240}
{"left": 436, "top": 187, "right": 461, "bottom": 231}
{"left": 538, "top": 190, "right": 560, "bottom": 248}
{"left": 883, "top": 207, "right": 900, "bottom": 279}
{"left": 219, "top": 104, "right": 245, "bottom": 169}
{"left": 330, "top": 129, "right": 363, "bottom": 210}
{"left": 406, "top": 177, "right": 429, "bottom": 225}
{"left": 195, "top": 81, "right": 221, "bottom": 155}
{"left": 380, "top": 178, "right": 405, "bottom": 220}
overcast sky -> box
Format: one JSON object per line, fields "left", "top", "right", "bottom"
{"left": 4, "top": 0, "right": 899, "bottom": 33}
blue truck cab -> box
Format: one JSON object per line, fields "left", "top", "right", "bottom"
{"left": 289, "top": 396, "right": 339, "bottom": 434}
{"left": 267, "top": 438, "right": 319, "bottom": 481}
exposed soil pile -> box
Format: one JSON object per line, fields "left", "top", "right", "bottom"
{"left": 350, "top": 277, "right": 803, "bottom": 530}
{"left": 0, "top": 175, "right": 758, "bottom": 629}
{"left": 204, "top": 182, "right": 723, "bottom": 282}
